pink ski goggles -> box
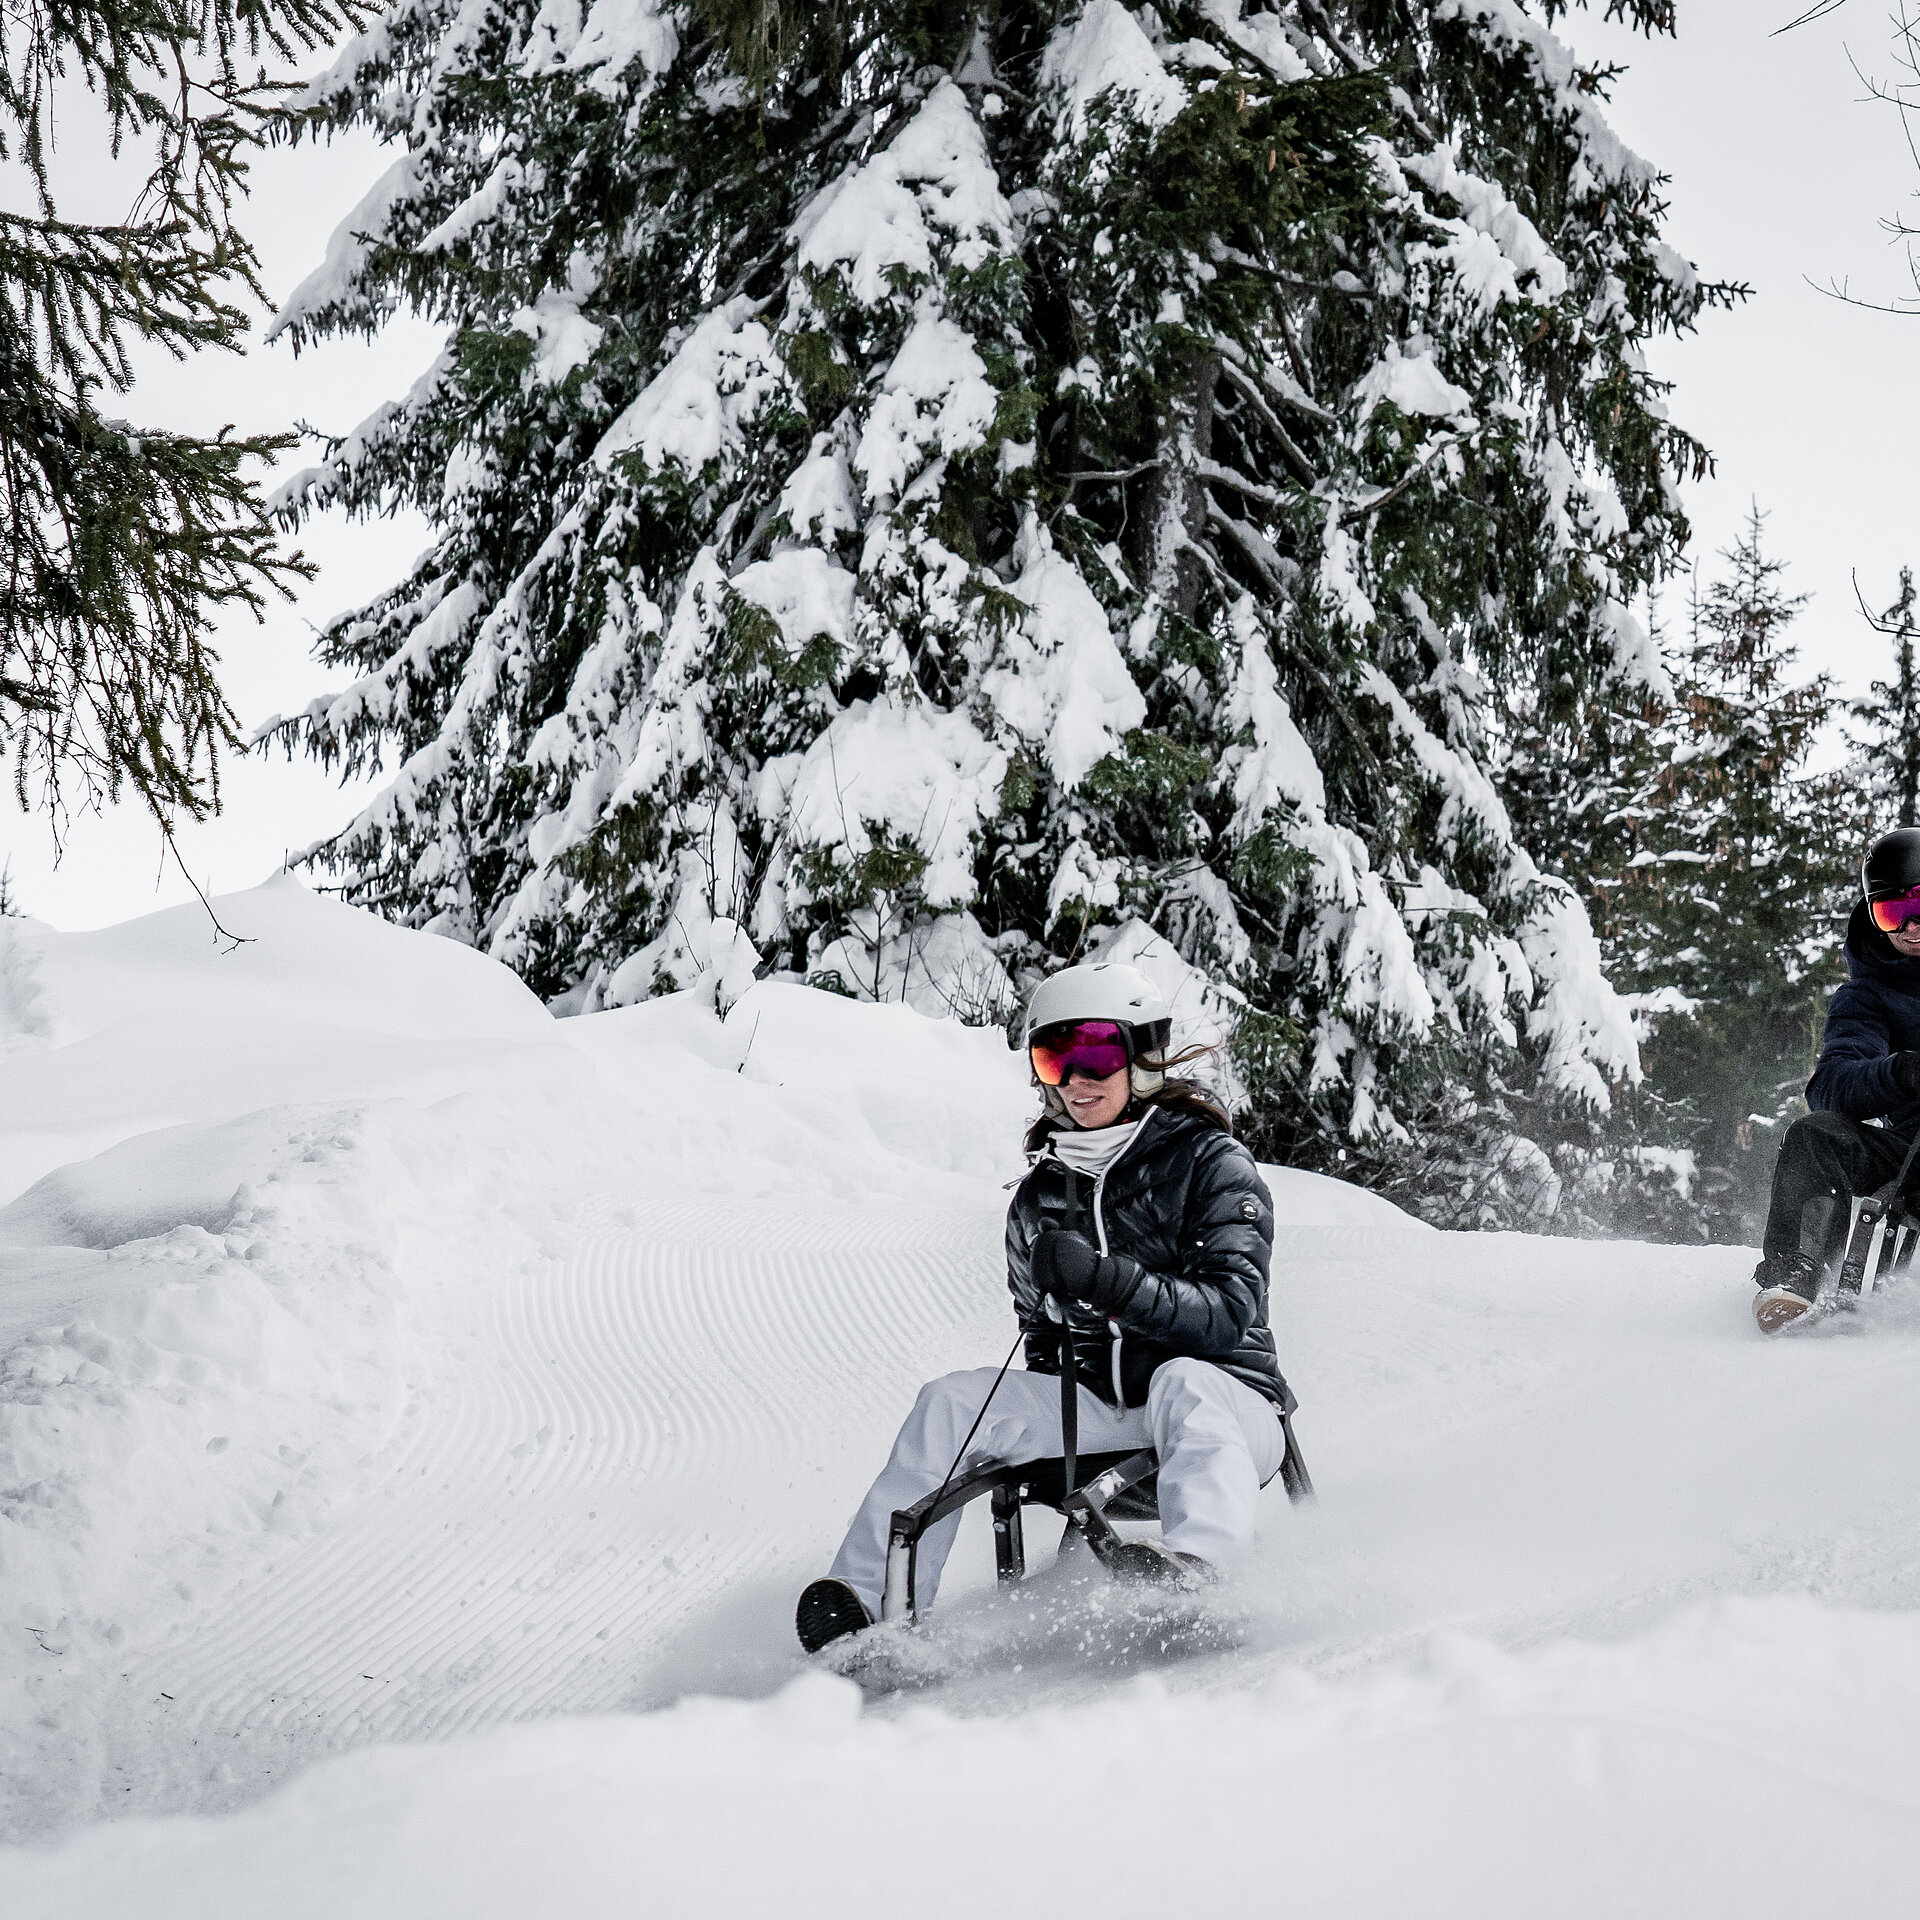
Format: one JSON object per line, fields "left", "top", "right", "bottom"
{"left": 1871, "top": 883, "right": 1920, "bottom": 934}
{"left": 1029, "top": 1019, "right": 1130, "bottom": 1086}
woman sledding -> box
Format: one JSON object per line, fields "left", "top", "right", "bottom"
{"left": 796, "top": 961, "right": 1295, "bottom": 1653}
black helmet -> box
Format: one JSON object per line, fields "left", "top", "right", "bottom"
{"left": 1863, "top": 827, "right": 1920, "bottom": 905}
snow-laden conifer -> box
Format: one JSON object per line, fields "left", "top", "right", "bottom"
{"left": 267, "top": 1, "right": 1718, "bottom": 1215}
{"left": 1599, "top": 511, "right": 1856, "bottom": 1239}
{"left": 1850, "top": 565, "right": 1920, "bottom": 835}
{"left": 2, "top": 0, "right": 358, "bottom": 845}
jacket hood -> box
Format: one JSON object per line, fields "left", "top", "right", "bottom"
{"left": 1845, "top": 898, "right": 1920, "bottom": 983}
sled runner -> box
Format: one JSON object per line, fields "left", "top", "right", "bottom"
{"left": 1828, "top": 1186, "right": 1920, "bottom": 1303}
{"left": 1811, "top": 1121, "right": 1920, "bottom": 1317}
{"left": 880, "top": 1389, "right": 1314, "bottom": 1625}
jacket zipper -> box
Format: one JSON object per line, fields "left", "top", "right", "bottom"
{"left": 1090, "top": 1110, "right": 1154, "bottom": 1408}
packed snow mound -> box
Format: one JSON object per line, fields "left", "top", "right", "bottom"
{"left": 1, "top": 1110, "right": 353, "bottom": 1252}
{"left": 0, "top": 876, "right": 555, "bottom": 1205}
{"left": 1262, "top": 1163, "right": 1430, "bottom": 1230}
{"left": 0, "top": 872, "right": 548, "bottom": 1060}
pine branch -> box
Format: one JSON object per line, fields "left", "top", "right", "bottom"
{"left": 0, "top": 0, "right": 362, "bottom": 844}
{"left": 1195, "top": 455, "right": 1289, "bottom": 511}
{"left": 1341, "top": 432, "right": 1471, "bottom": 524}
{"left": 1214, "top": 357, "right": 1321, "bottom": 484}
{"left": 1207, "top": 500, "right": 1289, "bottom": 593}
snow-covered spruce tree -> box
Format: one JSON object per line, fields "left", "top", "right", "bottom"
{"left": 2, "top": 0, "right": 357, "bottom": 842}
{"left": 267, "top": 1, "right": 1715, "bottom": 1221}
{"left": 1495, "top": 588, "right": 1706, "bottom": 1238}
{"left": 1849, "top": 565, "right": 1920, "bottom": 834}
{"left": 1600, "top": 511, "right": 1860, "bottom": 1241}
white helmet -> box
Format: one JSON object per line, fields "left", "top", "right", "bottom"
{"left": 1023, "top": 962, "right": 1173, "bottom": 1104}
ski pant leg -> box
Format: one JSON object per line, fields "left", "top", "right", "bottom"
{"left": 1761, "top": 1111, "right": 1913, "bottom": 1265}
{"left": 826, "top": 1367, "right": 1147, "bottom": 1618}
{"left": 1145, "top": 1358, "right": 1286, "bottom": 1577}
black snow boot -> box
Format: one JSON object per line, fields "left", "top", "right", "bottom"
{"left": 1099, "top": 1539, "right": 1213, "bottom": 1591}
{"left": 1753, "top": 1250, "right": 1822, "bottom": 1336}
{"left": 796, "top": 1577, "right": 873, "bottom": 1653}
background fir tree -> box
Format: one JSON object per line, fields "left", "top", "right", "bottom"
{"left": 267, "top": 0, "right": 1725, "bottom": 1222}
{"left": 1600, "top": 507, "right": 1858, "bottom": 1240}
{"left": 0, "top": 0, "right": 358, "bottom": 845}
{"left": 1848, "top": 565, "right": 1920, "bottom": 833}
{"left": 1497, "top": 584, "right": 1707, "bottom": 1238}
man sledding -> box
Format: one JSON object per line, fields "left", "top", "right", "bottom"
{"left": 1754, "top": 827, "right": 1920, "bottom": 1333}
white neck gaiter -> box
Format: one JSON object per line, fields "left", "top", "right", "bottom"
{"left": 1046, "top": 1115, "right": 1143, "bottom": 1178}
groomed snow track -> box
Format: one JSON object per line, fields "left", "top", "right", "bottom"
{"left": 101, "top": 1194, "right": 1008, "bottom": 1811}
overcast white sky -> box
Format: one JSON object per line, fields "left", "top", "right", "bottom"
{"left": 4, "top": 0, "right": 1916, "bottom": 929}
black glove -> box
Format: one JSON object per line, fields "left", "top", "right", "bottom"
{"left": 1892, "top": 1052, "right": 1920, "bottom": 1099}
{"left": 1030, "top": 1229, "right": 1146, "bottom": 1317}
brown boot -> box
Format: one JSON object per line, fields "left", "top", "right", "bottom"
{"left": 1753, "top": 1252, "right": 1820, "bottom": 1335}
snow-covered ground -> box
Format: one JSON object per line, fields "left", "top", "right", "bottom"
{"left": 2, "top": 882, "right": 1916, "bottom": 1915}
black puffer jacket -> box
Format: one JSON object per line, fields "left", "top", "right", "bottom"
{"left": 1004, "top": 1104, "right": 1288, "bottom": 1411}
{"left": 1806, "top": 901, "right": 1920, "bottom": 1129}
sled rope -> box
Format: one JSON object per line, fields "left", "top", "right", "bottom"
{"left": 926, "top": 1329, "right": 1025, "bottom": 1520}
{"left": 927, "top": 1170, "right": 1092, "bottom": 1527}
{"left": 1060, "top": 1315, "right": 1078, "bottom": 1497}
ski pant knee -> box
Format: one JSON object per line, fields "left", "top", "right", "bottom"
{"left": 1779, "top": 1109, "right": 1869, "bottom": 1171}
{"left": 909, "top": 1366, "right": 1006, "bottom": 1422}
{"left": 1764, "top": 1111, "right": 1907, "bottom": 1264}
{"left": 826, "top": 1368, "right": 1146, "bottom": 1618}
{"left": 1143, "top": 1359, "right": 1284, "bottom": 1573}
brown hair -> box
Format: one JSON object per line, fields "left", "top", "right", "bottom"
{"left": 1140, "top": 1076, "right": 1233, "bottom": 1133}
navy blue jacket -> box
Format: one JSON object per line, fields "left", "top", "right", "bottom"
{"left": 1005, "top": 1104, "right": 1288, "bottom": 1411}
{"left": 1807, "top": 902, "right": 1920, "bottom": 1128}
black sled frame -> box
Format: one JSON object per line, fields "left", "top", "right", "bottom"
{"left": 1829, "top": 1186, "right": 1920, "bottom": 1303}
{"left": 880, "top": 1394, "right": 1314, "bottom": 1626}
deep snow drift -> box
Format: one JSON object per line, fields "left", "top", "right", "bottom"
{"left": 2, "top": 881, "right": 1917, "bottom": 1917}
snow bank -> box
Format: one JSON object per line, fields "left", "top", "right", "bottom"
{"left": 0, "top": 875, "right": 554, "bottom": 1204}
{"left": 1260, "top": 1162, "right": 1424, "bottom": 1229}
{"left": 9, "top": 1594, "right": 1916, "bottom": 1920}
{"left": 0, "top": 881, "right": 1055, "bottom": 1832}
{"left": 32, "top": 879, "right": 1920, "bottom": 1920}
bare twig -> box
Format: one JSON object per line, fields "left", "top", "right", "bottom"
{"left": 159, "top": 822, "right": 254, "bottom": 950}
{"left": 1773, "top": 0, "right": 1850, "bottom": 32}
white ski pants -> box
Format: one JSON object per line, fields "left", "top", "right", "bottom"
{"left": 827, "top": 1358, "right": 1286, "bottom": 1617}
